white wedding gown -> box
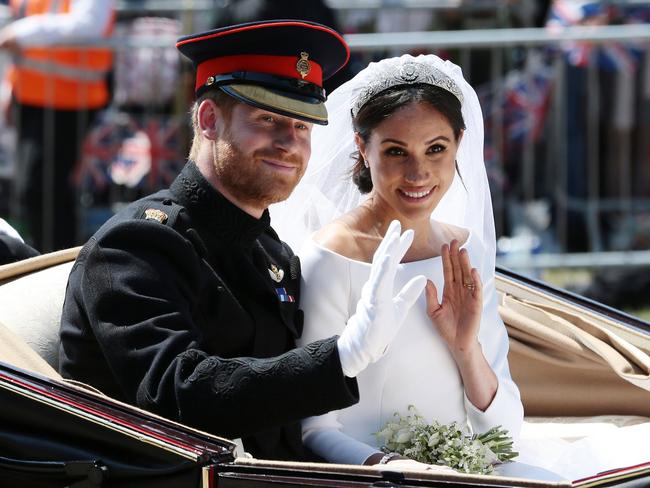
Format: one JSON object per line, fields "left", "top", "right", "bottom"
{"left": 296, "top": 222, "right": 650, "bottom": 482}
{"left": 296, "top": 222, "right": 524, "bottom": 465}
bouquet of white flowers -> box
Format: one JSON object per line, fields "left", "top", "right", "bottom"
{"left": 375, "top": 406, "right": 518, "bottom": 475}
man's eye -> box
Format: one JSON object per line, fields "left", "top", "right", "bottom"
{"left": 295, "top": 122, "right": 308, "bottom": 131}
{"left": 261, "top": 115, "right": 275, "bottom": 123}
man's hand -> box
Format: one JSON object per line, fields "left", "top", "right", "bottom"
{"left": 337, "top": 220, "right": 426, "bottom": 377}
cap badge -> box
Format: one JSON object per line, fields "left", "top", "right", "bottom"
{"left": 206, "top": 76, "right": 215, "bottom": 86}
{"left": 144, "top": 208, "right": 168, "bottom": 224}
{"left": 296, "top": 52, "right": 311, "bottom": 79}
{"left": 269, "top": 264, "right": 284, "bottom": 282}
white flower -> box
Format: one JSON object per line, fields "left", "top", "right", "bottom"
{"left": 427, "top": 433, "right": 440, "bottom": 447}
{"left": 374, "top": 407, "right": 518, "bottom": 475}
{"left": 395, "top": 428, "right": 413, "bottom": 443}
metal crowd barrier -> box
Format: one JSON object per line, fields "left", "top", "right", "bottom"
{"left": 0, "top": 22, "right": 649, "bottom": 271}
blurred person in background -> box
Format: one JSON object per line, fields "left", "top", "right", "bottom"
{"left": 547, "top": 1, "right": 650, "bottom": 309}
{"left": 546, "top": 1, "right": 647, "bottom": 252}
{"left": 0, "top": 0, "right": 115, "bottom": 252}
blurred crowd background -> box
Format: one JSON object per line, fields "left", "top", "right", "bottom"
{"left": 0, "top": 0, "right": 649, "bottom": 313}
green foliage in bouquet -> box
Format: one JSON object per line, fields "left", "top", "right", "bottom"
{"left": 375, "top": 405, "right": 518, "bottom": 475}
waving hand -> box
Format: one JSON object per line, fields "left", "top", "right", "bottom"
{"left": 425, "top": 240, "right": 482, "bottom": 356}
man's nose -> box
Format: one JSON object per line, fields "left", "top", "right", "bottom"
{"left": 273, "top": 123, "right": 300, "bottom": 151}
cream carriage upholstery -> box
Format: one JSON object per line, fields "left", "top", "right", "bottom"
{"left": 0, "top": 248, "right": 79, "bottom": 379}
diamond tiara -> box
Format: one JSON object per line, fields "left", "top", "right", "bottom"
{"left": 351, "top": 60, "right": 464, "bottom": 118}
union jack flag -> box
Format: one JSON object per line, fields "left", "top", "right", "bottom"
{"left": 546, "top": 1, "right": 643, "bottom": 73}
{"left": 478, "top": 54, "right": 555, "bottom": 191}
{"left": 74, "top": 111, "right": 185, "bottom": 195}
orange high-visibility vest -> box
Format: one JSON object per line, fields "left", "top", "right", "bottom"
{"left": 7, "top": 0, "right": 114, "bottom": 109}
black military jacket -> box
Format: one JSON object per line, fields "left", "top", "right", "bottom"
{"left": 59, "top": 162, "right": 359, "bottom": 460}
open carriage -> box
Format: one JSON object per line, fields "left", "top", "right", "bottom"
{"left": 0, "top": 249, "right": 649, "bottom": 487}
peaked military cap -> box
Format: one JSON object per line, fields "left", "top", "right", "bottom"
{"left": 176, "top": 20, "right": 350, "bottom": 125}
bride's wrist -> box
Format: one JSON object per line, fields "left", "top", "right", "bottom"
{"left": 451, "top": 341, "right": 482, "bottom": 365}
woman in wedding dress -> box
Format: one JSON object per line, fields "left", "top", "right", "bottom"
{"left": 272, "top": 53, "right": 526, "bottom": 471}
{"left": 270, "top": 53, "right": 650, "bottom": 481}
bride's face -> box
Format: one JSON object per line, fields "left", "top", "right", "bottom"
{"left": 357, "top": 101, "right": 462, "bottom": 223}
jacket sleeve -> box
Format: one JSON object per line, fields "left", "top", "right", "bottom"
{"left": 72, "top": 220, "right": 358, "bottom": 439}
{"left": 10, "top": 0, "right": 114, "bottom": 46}
{"left": 297, "top": 240, "right": 380, "bottom": 464}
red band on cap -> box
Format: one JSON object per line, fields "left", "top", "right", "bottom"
{"left": 196, "top": 54, "right": 323, "bottom": 93}
{"left": 176, "top": 21, "right": 350, "bottom": 65}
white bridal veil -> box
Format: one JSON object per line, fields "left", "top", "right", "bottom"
{"left": 270, "top": 54, "right": 496, "bottom": 270}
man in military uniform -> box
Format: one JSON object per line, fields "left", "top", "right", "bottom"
{"left": 59, "top": 21, "right": 424, "bottom": 461}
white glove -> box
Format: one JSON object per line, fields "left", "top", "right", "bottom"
{"left": 337, "top": 220, "right": 427, "bottom": 377}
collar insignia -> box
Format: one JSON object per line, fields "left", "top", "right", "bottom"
{"left": 296, "top": 52, "right": 311, "bottom": 79}
{"left": 269, "top": 264, "right": 284, "bottom": 282}
{"left": 144, "top": 208, "right": 168, "bottom": 224}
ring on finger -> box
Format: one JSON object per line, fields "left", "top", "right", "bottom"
{"left": 462, "top": 282, "right": 476, "bottom": 291}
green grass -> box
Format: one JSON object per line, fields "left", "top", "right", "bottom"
{"left": 540, "top": 268, "right": 650, "bottom": 324}
{"left": 622, "top": 308, "right": 650, "bottom": 322}
{"left": 541, "top": 269, "right": 593, "bottom": 289}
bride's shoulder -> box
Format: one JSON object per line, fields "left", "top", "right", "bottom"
{"left": 312, "top": 219, "right": 357, "bottom": 256}
{"left": 431, "top": 220, "right": 471, "bottom": 247}
{"left": 311, "top": 213, "right": 371, "bottom": 262}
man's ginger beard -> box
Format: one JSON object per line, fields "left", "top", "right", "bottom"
{"left": 211, "top": 131, "right": 305, "bottom": 209}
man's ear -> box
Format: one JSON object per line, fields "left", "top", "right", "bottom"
{"left": 197, "top": 98, "right": 223, "bottom": 140}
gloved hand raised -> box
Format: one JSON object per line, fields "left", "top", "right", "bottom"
{"left": 337, "top": 220, "right": 427, "bottom": 377}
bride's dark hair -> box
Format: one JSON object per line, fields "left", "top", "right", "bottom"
{"left": 351, "top": 83, "right": 465, "bottom": 194}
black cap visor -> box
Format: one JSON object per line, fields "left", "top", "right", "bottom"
{"left": 220, "top": 84, "right": 328, "bottom": 125}
{"left": 208, "top": 72, "right": 328, "bottom": 125}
